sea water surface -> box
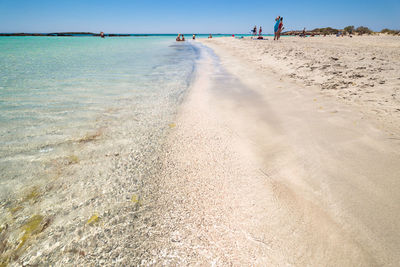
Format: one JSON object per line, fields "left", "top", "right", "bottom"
{"left": 0, "top": 37, "right": 199, "bottom": 259}
{"left": 0, "top": 36, "right": 197, "bottom": 190}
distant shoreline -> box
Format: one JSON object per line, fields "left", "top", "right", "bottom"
{"left": 0, "top": 32, "right": 148, "bottom": 37}
{"left": 0, "top": 33, "right": 269, "bottom": 37}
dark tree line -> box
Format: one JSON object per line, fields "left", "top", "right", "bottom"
{"left": 310, "top": 25, "right": 399, "bottom": 35}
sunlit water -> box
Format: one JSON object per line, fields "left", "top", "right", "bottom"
{"left": 0, "top": 36, "right": 198, "bottom": 202}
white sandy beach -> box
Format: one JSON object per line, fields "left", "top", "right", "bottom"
{"left": 204, "top": 35, "right": 400, "bottom": 134}
{"left": 145, "top": 36, "right": 400, "bottom": 265}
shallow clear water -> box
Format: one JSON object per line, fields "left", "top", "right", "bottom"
{"left": 0, "top": 36, "right": 199, "bottom": 200}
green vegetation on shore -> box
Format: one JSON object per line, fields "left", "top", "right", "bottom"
{"left": 381, "top": 28, "right": 400, "bottom": 35}
{"left": 344, "top": 26, "right": 355, "bottom": 34}
{"left": 311, "top": 27, "right": 339, "bottom": 35}
{"left": 312, "top": 26, "right": 373, "bottom": 35}
{"left": 284, "top": 25, "right": 399, "bottom": 36}
{"left": 354, "top": 26, "right": 373, "bottom": 35}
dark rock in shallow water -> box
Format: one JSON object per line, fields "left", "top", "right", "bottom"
{"left": 53, "top": 34, "right": 73, "bottom": 37}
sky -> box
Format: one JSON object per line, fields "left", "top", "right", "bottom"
{"left": 0, "top": 0, "right": 399, "bottom": 34}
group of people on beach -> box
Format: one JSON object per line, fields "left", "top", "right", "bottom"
{"left": 252, "top": 26, "right": 264, "bottom": 39}
{"left": 252, "top": 26, "right": 263, "bottom": 36}
{"left": 176, "top": 16, "right": 284, "bottom": 41}
{"left": 252, "top": 16, "right": 284, "bottom": 40}
{"left": 274, "top": 16, "right": 284, "bottom": 40}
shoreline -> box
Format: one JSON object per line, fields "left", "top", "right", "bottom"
{"left": 136, "top": 37, "right": 400, "bottom": 264}
{"left": 88, "top": 38, "right": 398, "bottom": 264}
{"left": 1, "top": 36, "right": 400, "bottom": 265}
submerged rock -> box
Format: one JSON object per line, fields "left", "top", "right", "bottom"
{"left": 87, "top": 214, "right": 100, "bottom": 225}
{"left": 66, "top": 155, "right": 79, "bottom": 165}
{"left": 131, "top": 194, "right": 139, "bottom": 203}
{"left": 18, "top": 215, "right": 45, "bottom": 250}
{"left": 21, "top": 187, "right": 41, "bottom": 204}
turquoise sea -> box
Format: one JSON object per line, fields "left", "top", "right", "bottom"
{"left": 0, "top": 37, "right": 205, "bottom": 264}
{"left": 0, "top": 36, "right": 199, "bottom": 201}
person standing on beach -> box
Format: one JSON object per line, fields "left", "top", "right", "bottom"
{"left": 277, "top": 17, "right": 284, "bottom": 40}
{"left": 253, "top": 25, "right": 257, "bottom": 36}
{"left": 259, "top": 26, "right": 263, "bottom": 36}
{"left": 274, "top": 16, "right": 281, "bottom": 40}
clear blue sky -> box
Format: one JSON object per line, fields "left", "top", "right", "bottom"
{"left": 0, "top": 0, "right": 399, "bottom": 33}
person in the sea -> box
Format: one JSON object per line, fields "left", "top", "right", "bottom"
{"left": 259, "top": 26, "right": 263, "bottom": 36}
{"left": 100, "top": 32, "right": 105, "bottom": 38}
{"left": 208, "top": 34, "right": 212, "bottom": 39}
{"left": 176, "top": 34, "right": 181, "bottom": 41}
{"left": 192, "top": 34, "right": 196, "bottom": 40}
{"left": 274, "top": 16, "right": 281, "bottom": 40}
{"left": 181, "top": 34, "right": 185, "bottom": 41}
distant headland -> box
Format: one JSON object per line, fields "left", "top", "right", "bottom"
{"left": 0, "top": 32, "right": 149, "bottom": 37}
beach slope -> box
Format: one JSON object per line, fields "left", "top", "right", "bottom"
{"left": 152, "top": 38, "right": 400, "bottom": 265}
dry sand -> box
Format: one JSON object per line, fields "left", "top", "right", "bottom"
{"left": 145, "top": 37, "right": 400, "bottom": 265}
{"left": 204, "top": 35, "right": 400, "bottom": 134}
